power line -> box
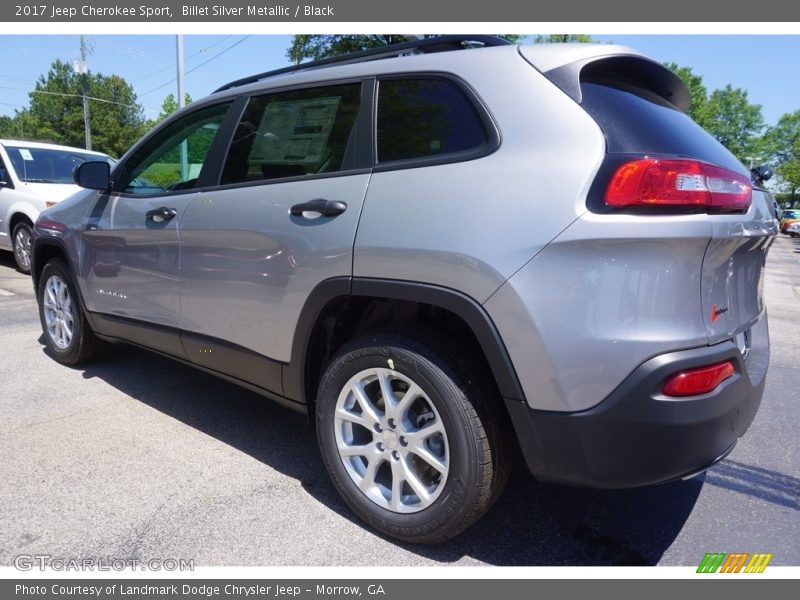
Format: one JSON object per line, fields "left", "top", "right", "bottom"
{"left": 139, "top": 36, "right": 251, "bottom": 98}
{"left": 0, "top": 74, "right": 36, "bottom": 85}
{"left": 34, "top": 89, "right": 141, "bottom": 109}
{"left": 0, "top": 84, "right": 159, "bottom": 109}
{"left": 132, "top": 35, "right": 233, "bottom": 84}
{"left": 0, "top": 85, "right": 151, "bottom": 109}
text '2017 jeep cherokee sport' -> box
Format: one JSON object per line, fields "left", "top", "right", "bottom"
{"left": 31, "top": 36, "right": 776, "bottom": 543}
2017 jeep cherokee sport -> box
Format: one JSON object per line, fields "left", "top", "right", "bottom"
{"left": 31, "top": 36, "right": 777, "bottom": 543}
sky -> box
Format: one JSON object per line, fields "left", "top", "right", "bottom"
{"left": 0, "top": 34, "right": 798, "bottom": 126}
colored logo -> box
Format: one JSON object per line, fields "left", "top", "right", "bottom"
{"left": 697, "top": 552, "right": 773, "bottom": 573}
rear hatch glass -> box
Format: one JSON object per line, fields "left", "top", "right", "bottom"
{"left": 581, "top": 78, "right": 776, "bottom": 348}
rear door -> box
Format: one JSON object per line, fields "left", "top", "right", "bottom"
{"left": 81, "top": 100, "right": 234, "bottom": 334}
{"left": 178, "top": 81, "right": 371, "bottom": 374}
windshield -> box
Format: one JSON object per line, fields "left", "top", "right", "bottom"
{"left": 783, "top": 210, "right": 800, "bottom": 219}
{"left": 5, "top": 145, "right": 114, "bottom": 184}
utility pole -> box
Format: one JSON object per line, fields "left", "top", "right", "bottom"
{"left": 176, "top": 34, "right": 188, "bottom": 181}
{"left": 73, "top": 35, "right": 92, "bottom": 151}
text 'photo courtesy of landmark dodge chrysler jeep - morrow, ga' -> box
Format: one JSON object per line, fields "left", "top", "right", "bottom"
{"left": 31, "top": 36, "right": 777, "bottom": 543}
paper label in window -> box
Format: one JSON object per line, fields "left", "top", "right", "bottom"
{"left": 249, "top": 96, "right": 340, "bottom": 165}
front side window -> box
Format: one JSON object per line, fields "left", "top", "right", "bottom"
{"left": 117, "top": 102, "right": 232, "bottom": 194}
{"left": 221, "top": 83, "right": 361, "bottom": 185}
{"left": 376, "top": 78, "right": 488, "bottom": 163}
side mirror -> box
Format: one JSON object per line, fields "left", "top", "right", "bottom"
{"left": 74, "top": 161, "right": 110, "bottom": 191}
{"left": 751, "top": 164, "right": 773, "bottom": 183}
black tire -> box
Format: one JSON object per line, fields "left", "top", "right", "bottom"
{"left": 11, "top": 221, "right": 33, "bottom": 274}
{"left": 37, "top": 258, "right": 106, "bottom": 365}
{"left": 315, "top": 330, "right": 511, "bottom": 544}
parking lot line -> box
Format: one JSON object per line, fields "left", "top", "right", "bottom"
{"left": 0, "top": 288, "right": 15, "bottom": 296}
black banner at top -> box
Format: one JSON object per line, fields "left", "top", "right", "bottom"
{"left": 2, "top": 0, "right": 800, "bottom": 22}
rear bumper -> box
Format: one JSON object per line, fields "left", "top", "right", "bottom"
{"left": 506, "top": 341, "right": 765, "bottom": 488}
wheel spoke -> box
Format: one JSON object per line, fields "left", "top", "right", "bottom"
{"left": 62, "top": 319, "right": 73, "bottom": 342}
{"left": 390, "top": 461, "right": 404, "bottom": 511}
{"left": 404, "top": 419, "right": 445, "bottom": 444}
{"left": 335, "top": 407, "right": 371, "bottom": 429}
{"left": 395, "top": 383, "right": 422, "bottom": 420}
{"left": 338, "top": 441, "right": 374, "bottom": 458}
{"left": 351, "top": 380, "right": 382, "bottom": 425}
{"left": 399, "top": 456, "right": 432, "bottom": 504}
{"left": 46, "top": 285, "right": 58, "bottom": 307}
{"left": 378, "top": 370, "right": 396, "bottom": 413}
{"left": 407, "top": 444, "right": 447, "bottom": 475}
{"left": 358, "top": 457, "right": 380, "bottom": 492}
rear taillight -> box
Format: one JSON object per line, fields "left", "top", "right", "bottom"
{"left": 662, "top": 360, "right": 735, "bottom": 397}
{"left": 605, "top": 159, "right": 751, "bottom": 212}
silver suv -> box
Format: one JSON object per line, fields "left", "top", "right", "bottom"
{"left": 31, "top": 36, "right": 776, "bottom": 543}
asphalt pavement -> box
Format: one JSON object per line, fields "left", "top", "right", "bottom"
{"left": 0, "top": 237, "right": 798, "bottom": 567}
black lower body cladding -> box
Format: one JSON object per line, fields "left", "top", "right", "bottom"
{"left": 507, "top": 342, "right": 765, "bottom": 488}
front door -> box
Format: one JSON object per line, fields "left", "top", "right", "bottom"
{"left": 81, "top": 101, "right": 234, "bottom": 331}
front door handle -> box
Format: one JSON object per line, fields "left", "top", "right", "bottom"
{"left": 146, "top": 207, "right": 178, "bottom": 222}
{"left": 290, "top": 199, "right": 347, "bottom": 220}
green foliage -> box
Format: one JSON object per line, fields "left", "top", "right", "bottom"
{"left": 533, "top": 34, "right": 596, "bottom": 43}
{"left": 286, "top": 35, "right": 526, "bottom": 64}
{"left": 702, "top": 85, "right": 765, "bottom": 161}
{"left": 1, "top": 60, "right": 147, "bottom": 158}
{"left": 747, "top": 103, "right": 800, "bottom": 199}
{"left": 666, "top": 64, "right": 765, "bottom": 165}
{"left": 663, "top": 63, "right": 708, "bottom": 123}
{"left": 157, "top": 92, "right": 193, "bottom": 121}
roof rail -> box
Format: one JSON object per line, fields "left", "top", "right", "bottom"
{"left": 212, "top": 35, "right": 513, "bottom": 94}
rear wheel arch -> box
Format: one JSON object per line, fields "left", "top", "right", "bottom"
{"left": 284, "top": 277, "right": 526, "bottom": 415}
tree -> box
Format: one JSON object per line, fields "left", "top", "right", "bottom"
{"left": 664, "top": 64, "right": 765, "bottom": 165}
{"left": 16, "top": 60, "right": 147, "bottom": 157}
{"left": 286, "top": 35, "right": 526, "bottom": 64}
{"left": 664, "top": 63, "right": 708, "bottom": 124}
{"left": 702, "top": 85, "right": 765, "bottom": 163}
{"left": 763, "top": 110, "right": 800, "bottom": 202}
{"left": 157, "top": 92, "right": 193, "bottom": 121}
{"left": 0, "top": 115, "right": 20, "bottom": 138}
{"left": 533, "top": 34, "right": 596, "bottom": 43}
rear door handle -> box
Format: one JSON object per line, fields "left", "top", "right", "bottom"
{"left": 290, "top": 199, "right": 347, "bottom": 219}
{"left": 146, "top": 207, "right": 178, "bottom": 222}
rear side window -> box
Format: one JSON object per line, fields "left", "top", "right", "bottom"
{"left": 580, "top": 81, "right": 743, "bottom": 174}
{"left": 221, "top": 83, "right": 361, "bottom": 185}
{"left": 376, "top": 78, "right": 487, "bottom": 163}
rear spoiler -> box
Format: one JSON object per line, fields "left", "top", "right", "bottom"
{"left": 518, "top": 44, "right": 691, "bottom": 113}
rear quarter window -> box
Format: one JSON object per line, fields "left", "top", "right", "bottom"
{"left": 376, "top": 78, "right": 488, "bottom": 163}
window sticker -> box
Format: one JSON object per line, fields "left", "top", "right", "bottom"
{"left": 19, "top": 148, "right": 34, "bottom": 161}
{"left": 250, "top": 96, "right": 341, "bottom": 165}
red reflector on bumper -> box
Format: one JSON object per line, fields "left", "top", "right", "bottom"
{"left": 662, "top": 360, "right": 735, "bottom": 397}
